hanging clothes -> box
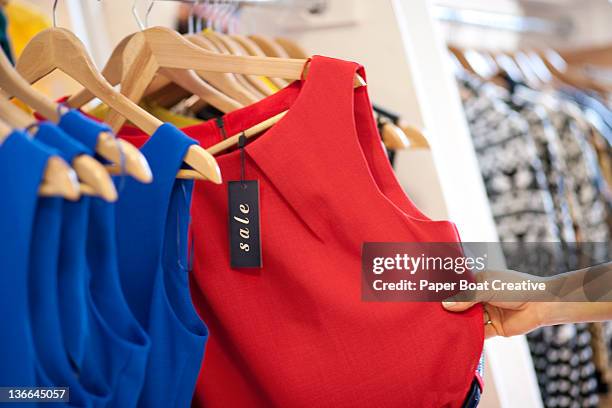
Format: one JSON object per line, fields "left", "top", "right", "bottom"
{"left": 456, "top": 72, "right": 604, "bottom": 408}
{"left": 4, "top": 0, "right": 50, "bottom": 59}
{"left": 114, "top": 124, "right": 208, "bottom": 408}
{"left": 514, "top": 87, "right": 610, "bottom": 248}
{"left": 111, "top": 56, "right": 484, "bottom": 408}
{"left": 0, "top": 131, "right": 51, "bottom": 388}
{"left": 0, "top": 7, "right": 13, "bottom": 64}
{"left": 457, "top": 74, "right": 559, "bottom": 242}
{"left": 57, "top": 113, "right": 153, "bottom": 408}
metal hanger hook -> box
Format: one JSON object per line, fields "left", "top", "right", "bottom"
{"left": 188, "top": 0, "right": 199, "bottom": 34}
{"left": 145, "top": 0, "right": 156, "bottom": 29}
{"left": 132, "top": 0, "right": 146, "bottom": 30}
{"left": 219, "top": 0, "right": 235, "bottom": 33}
{"left": 52, "top": 0, "right": 59, "bottom": 28}
{"left": 197, "top": 0, "right": 209, "bottom": 33}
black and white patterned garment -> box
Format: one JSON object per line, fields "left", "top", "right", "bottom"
{"left": 530, "top": 324, "right": 599, "bottom": 408}
{"left": 457, "top": 75, "right": 558, "bottom": 242}
{"left": 521, "top": 89, "right": 610, "bottom": 249}
{"left": 457, "top": 74, "right": 600, "bottom": 408}
{"left": 507, "top": 92, "right": 577, "bottom": 246}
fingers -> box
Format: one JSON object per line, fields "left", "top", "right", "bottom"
{"left": 442, "top": 302, "right": 502, "bottom": 338}
{"left": 484, "top": 323, "right": 498, "bottom": 339}
{"left": 484, "top": 305, "right": 501, "bottom": 339}
{"left": 442, "top": 301, "right": 477, "bottom": 311}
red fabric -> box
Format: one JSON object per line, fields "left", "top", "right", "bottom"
{"left": 117, "top": 56, "right": 484, "bottom": 407}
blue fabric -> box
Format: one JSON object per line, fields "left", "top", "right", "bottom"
{"left": 57, "top": 116, "right": 150, "bottom": 408}
{"left": 115, "top": 123, "right": 208, "bottom": 407}
{"left": 34, "top": 122, "right": 90, "bottom": 372}
{"left": 0, "top": 132, "right": 49, "bottom": 389}
{"left": 84, "top": 198, "right": 150, "bottom": 408}
{"left": 35, "top": 122, "right": 92, "bottom": 163}
{"left": 58, "top": 110, "right": 111, "bottom": 152}
{"left": 57, "top": 198, "right": 91, "bottom": 372}
{"left": 28, "top": 193, "right": 99, "bottom": 408}
{"left": 34, "top": 122, "right": 92, "bottom": 373}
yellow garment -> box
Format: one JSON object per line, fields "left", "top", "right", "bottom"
{"left": 88, "top": 100, "right": 203, "bottom": 128}
{"left": 5, "top": 0, "right": 50, "bottom": 58}
{"left": 259, "top": 76, "right": 280, "bottom": 93}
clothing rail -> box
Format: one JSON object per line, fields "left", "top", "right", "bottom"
{"left": 432, "top": 5, "right": 574, "bottom": 36}
{"left": 150, "top": 0, "right": 327, "bottom": 10}
{"left": 136, "top": 0, "right": 328, "bottom": 28}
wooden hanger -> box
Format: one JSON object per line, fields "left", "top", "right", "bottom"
{"left": 103, "top": 30, "right": 243, "bottom": 131}
{"left": 559, "top": 44, "right": 612, "bottom": 69}
{"left": 275, "top": 37, "right": 309, "bottom": 59}
{"left": 511, "top": 51, "right": 542, "bottom": 88}
{"left": 131, "top": 27, "right": 365, "bottom": 86}
{"left": 202, "top": 31, "right": 268, "bottom": 98}
{"left": 39, "top": 155, "right": 82, "bottom": 199}
{"left": 16, "top": 27, "right": 221, "bottom": 184}
{"left": 0, "top": 37, "right": 152, "bottom": 184}
{"left": 143, "top": 34, "right": 258, "bottom": 109}
{"left": 185, "top": 34, "right": 258, "bottom": 105}
{"left": 69, "top": 32, "right": 240, "bottom": 124}
{"left": 0, "top": 96, "right": 116, "bottom": 200}
{"left": 0, "top": 117, "right": 81, "bottom": 199}
{"left": 249, "top": 35, "right": 289, "bottom": 58}
{"left": 380, "top": 121, "right": 410, "bottom": 150}
{"left": 204, "top": 109, "right": 428, "bottom": 158}
{"left": 448, "top": 45, "right": 476, "bottom": 74}
{"left": 398, "top": 123, "right": 430, "bottom": 150}
{"left": 207, "top": 111, "right": 286, "bottom": 156}
{"left": 463, "top": 49, "right": 497, "bottom": 79}
{"left": 232, "top": 35, "right": 288, "bottom": 89}
{"left": 67, "top": 33, "right": 135, "bottom": 108}
{"left": 129, "top": 26, "right": 364, "bottom": 113}
{"left": 539, "top": 49, "right": 610, "bottom": 93}
{"left": 523, "top": 50, "right": 554, "bottom": 85}
{"left": 493, "top": 52, "right": 525, "bottom": 84}
{"left": 222, "top": 35, "right": 279, "bottom": 95}
{"left": 246, "top": 35, "right": 293, "bottom": 90}
{"left": 0, "top": 116, "right": 11, "bottom": 140}
{"left": 372, "top": 105, "right": 429, "bottom": 150}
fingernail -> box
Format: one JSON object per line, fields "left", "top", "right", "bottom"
{"left": 442, "top": 301, "right": 456, "bottom": 308}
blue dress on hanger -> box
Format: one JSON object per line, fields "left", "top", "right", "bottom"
{"left": 31, "top": 125, "right": 120, "bottom": 407}
{"left": 58, "top": 110, "right": 112, "bottom": 152}
{"left": 115, "top": 124, "right": 208, "bottom": 408}
{"left": 84, "top": 197, "right": 150, "bottom": 408}
{"left": 0, "top": 131, "right": 49, "bottom": 390}
{"left": 56, "top": 115, "right": 151, "bottom": 408}
{"left": 34, "top": 122, "right": 91, "bottom": 369}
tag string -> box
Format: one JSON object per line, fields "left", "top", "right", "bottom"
{"left": 177, "top": 182, "right": 194, "bottom": 273}
{"left": 238, "top": 133, "right": 247, "bottom": 187}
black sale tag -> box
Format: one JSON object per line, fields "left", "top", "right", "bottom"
{"left": 228, "top": 180, "right": 262, "bottom": 268}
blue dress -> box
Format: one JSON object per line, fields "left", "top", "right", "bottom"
{"left": 31, "top": 125, "right": 118, "bottom": 407}
{"left": 58, "top": 110, "right": 112, "bottom": 152}
{"left": 0, "top": 131, "right": 50, "bottom": 390}
{"left": 56, "top": 116, "right": 150, "bottom": 408}
{"left": 35, "top": 122, "right": 91, "bottom": 369}
{"left": 115, "top": 124, "right": 208, "bottom": 407}
{"left": 84, "top": 198, "right": 150, "bottom": 408}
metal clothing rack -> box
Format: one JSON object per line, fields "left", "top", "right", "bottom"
{"left": 148, "top": 0, "right": 327, "bottom": 11}
{"left": 432, "top": 5, "right": 574, "bottom": 36}
{"left": 135, "top": 0, "right": 328, "bottom": 29}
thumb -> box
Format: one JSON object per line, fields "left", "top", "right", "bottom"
{"left": 442, "top": 301, "right": 478, "bottom": 312}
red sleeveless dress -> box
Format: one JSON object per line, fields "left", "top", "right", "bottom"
{"left": 118, "top": 56, "right": 484, "bottom": 407}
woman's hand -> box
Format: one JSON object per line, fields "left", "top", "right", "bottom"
{"left": 442, "top": 300, "right": 549, "bottom": 338}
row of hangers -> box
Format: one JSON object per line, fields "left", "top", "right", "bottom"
{"left": 0, "top": 0, "right": 424, "bottom": 201}
{"left": 448, "top": 44, "right": 612, "bottom": 95}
